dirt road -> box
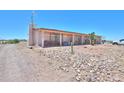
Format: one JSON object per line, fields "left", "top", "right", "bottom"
{"left": 0, "top": 44, "right": 73, "bottom": 82}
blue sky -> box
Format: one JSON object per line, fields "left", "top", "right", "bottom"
{"left": 0, "top": 10, "right": 124, "bottom": 41}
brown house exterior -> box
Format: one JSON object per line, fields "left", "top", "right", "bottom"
{"left": 28, "top": 24, "right": 102, "bottom": 47}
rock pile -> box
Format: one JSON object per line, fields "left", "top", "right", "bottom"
{"left": 40, "top": 47, "right": 72, "bottom": 63}
{"left": 38, "top": 45, "right": 124, "bottom": 82}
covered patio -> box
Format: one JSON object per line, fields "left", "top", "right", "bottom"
{"left": 29, "top": 26, "right": 102, "bottom": 47}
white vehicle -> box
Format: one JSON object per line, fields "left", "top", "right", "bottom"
{"left": 113, "top": 39, "right": 124, "bottom": 45}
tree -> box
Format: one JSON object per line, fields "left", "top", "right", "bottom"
{"left": 13, "top": 39, "right": 20, "bottom": 43}
{"left": 7, "top": 39, "right": 20, "bottom": 44}
{"left": 89, "top": 32, "right": 96, "bottom": 45}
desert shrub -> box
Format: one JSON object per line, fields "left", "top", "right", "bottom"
{"left": 89, "top": 32, "right": 96, "bottom": 45}
{"left": 7, "top": 39, "right": 20, "bottom": 44}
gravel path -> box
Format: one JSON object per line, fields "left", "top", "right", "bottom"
{"left": 0, "top": 44, "right": 73, "bottom": 82}
{"left": 0, "top": 44, "right": 23, "bottom": 81}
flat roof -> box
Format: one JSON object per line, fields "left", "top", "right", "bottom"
{"left": 37, "top": 28, "right": 86, "bottom": 35}
{"left": 34, "top": 28, "right": 101, "bottom": 37}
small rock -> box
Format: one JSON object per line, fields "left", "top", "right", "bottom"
{"left": 107, "top": 73, "right": 111, "bottom": 75}
{"left": 76, "top": 69, "right": 80, "bottom": 73}
{"left": 73, "top": 63, "right": 76, "bottom": 68}
{"left": 114, "top": 75, "right": 120, "bottom": 81}
{"left": 77, "top": 73, "right": 82, "bottom": 76}
{"left": 90, "top": 70, "right": 94, "bottom": 73}
{"left": 96, "top": 71, "right": 100, "bottom": 75}
{"left": 75, "top": 75, "right": 81, "bottom": 81}
{"left": 87, "top": 63, "right": 91, "bottom": 66}
{"left": 59, "top": 66, "right": 69, "bottom": 72}
{"left": 65, "top": 69, "right": 69, "bottom": 72}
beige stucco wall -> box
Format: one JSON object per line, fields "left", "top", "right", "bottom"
{"left": 44, "top": 32, "right": 50, "bottom": 41}
{"left": 81, "top": 36, "right": 86, "bottom": 44}
{"left": 29, "top": 28, "right": 102, "bottom": 47}
{"left": 33, "top": 30, "right": 38, "bottom": 46}
{"left": 38, "top": 31, "right": 42, "bottom": 46}
{"left": 32, "top": 30, "right": 43, "bottom": 46}
{"left": 28, "top": 24, "right": 33, "bottom": 46}
{"left": 63, "top": 35, "right": 72, "bottom": 42}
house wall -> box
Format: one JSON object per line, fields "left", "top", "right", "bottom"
{"left": 95, "top": 36, "right": 102, "bottom": 44}
{"left": 29, "top": 24, "right": 34, "bottom": 46}
{"left": 44, "top": 32, "right": 50, "bottom": 41}
{"left": 33, "top": 30, "right": 38, "bottom": 46}
{"left": 63, "top": 34, "right": 72, "bottom": 42}
{"left": 81, "top": 35, "right": 86, "bottom": 44}
{"left": 43, "top": 31, "right": 60, "bottom": 47}
{"left": 38, "top": 30, "right": 42, "bottom": 46}
{"left": 83, "top": 35, "right": 91, "bottom": 44}
{"left": 62, "top": 34, "right": 72, "bottom": 46}
{"left": 29, "top": 28, "right": 102, "bottom": 47}
{"left": 74, "top": 35, "right": 82, "bottom": 45}
{"left": 31, "top": 30, "right": 43, "bottom": 47}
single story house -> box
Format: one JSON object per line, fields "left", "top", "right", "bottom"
{"left": 28, "top": 24, "right": 102, "bottom": 47}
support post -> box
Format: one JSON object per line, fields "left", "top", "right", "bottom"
{"left": 71, "top": 42, "right": 74, "bottom": 54}
{"left": 81, "top": 36, "right": 84, "bottom": 45}
{"left": 36, "top": 30, "right": 39, "bottom": 46}
{"left": 72, "top": 34, "right": 75, "bottom": 45}
{"left": 60, "top": 33, "right": 62, "bottom": 46}
{"left": 41, "top": 30, "right": 44, "bottom": 47}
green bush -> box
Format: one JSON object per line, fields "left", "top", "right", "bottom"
{"left": 89, "top": 32, "right": 96, "bottom": 45}
{"left": 7, "top": 39, "right": 20, "bottom": 44}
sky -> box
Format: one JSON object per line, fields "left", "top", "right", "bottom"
{"left": 0, "top": 10, "right": 124, "bottom": 41}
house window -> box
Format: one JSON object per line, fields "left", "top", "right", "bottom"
{"left": 51, "top": 33, "right": 59, "bottom": 42}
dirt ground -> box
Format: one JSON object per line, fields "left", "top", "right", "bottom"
{"left": 0, "top": 43, "right": 74, "bottom": 82}
{"left": 0, "top": 43, "right": 124, "bottom": 82}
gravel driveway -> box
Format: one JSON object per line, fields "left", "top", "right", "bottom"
{"left": 0, "top": 44, "right": 73, "bottom": 82}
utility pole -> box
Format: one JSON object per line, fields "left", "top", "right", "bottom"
{"left": 28, "top": 11, "right": 36, "bottom": 47}
{"left": 31, "top": 10, "right": 35, "bottom": 28}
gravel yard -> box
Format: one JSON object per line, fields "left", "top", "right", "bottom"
{"left": 37, "top": 44, "right": 124, "bottom": 82}
{"left": 0, "top": 43, "right": 124, "bottom": 82}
